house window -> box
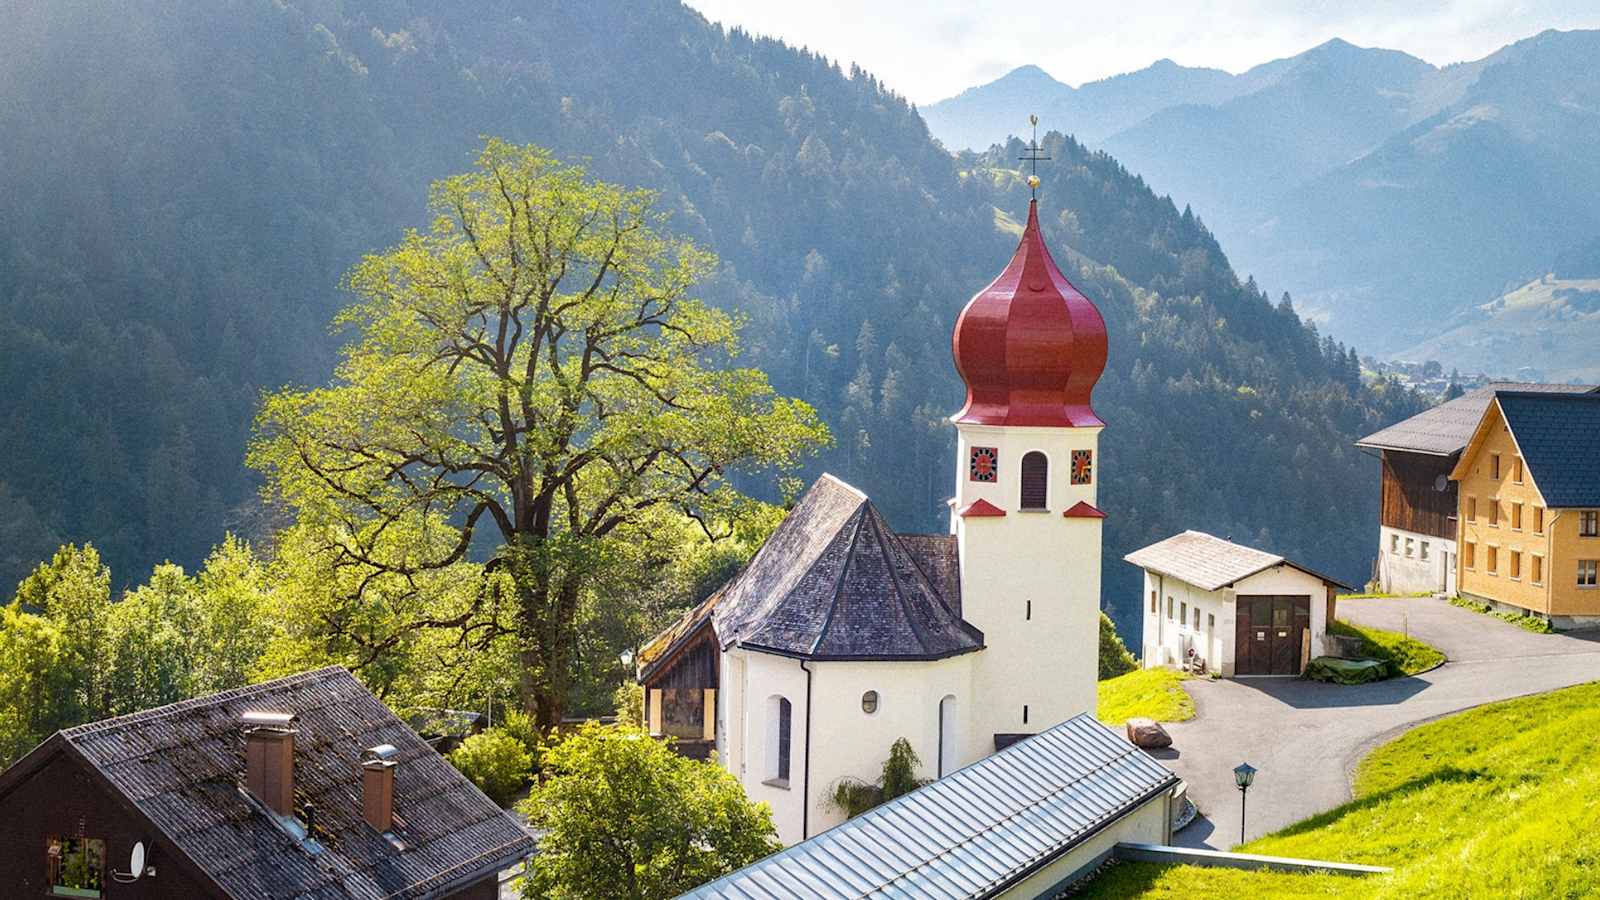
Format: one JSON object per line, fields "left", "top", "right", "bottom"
{"left": 1467, "top": 496, "right": 1477, "bottom": 522}
{"left": 1534, "top": 507, "right": 1545, "bottom": 534}
{"left": 1512, "top": 457, "right": 1524, "bottom": 483}
{"left": 766, "top": 696, "right": 792, "bottom": 786}
{"left": 1421, "top": 541, "right": 1430, "bottom": 561}
{"left": 1150, "top": 591, "right": 1157, "bottom": 614}
{"left": 1512, "top": 503, "right": 1523, "bottom": 531}
{"left": 1167, "top": 597, "right": 1174, "bottom": 620}
{"left": 1489, "top": 501, "right": 1499, "bottom": 527}
{"left": 47, "top": 836, "right": 106, "bottom": 898}
{"left": 1487, "top": 546, "right": 1498, "bottom": 575}
{"left": 1463, "top": 542, "right": 1475, "bottom": 569}
{"left": 1491, "top": 453, "right": 1501, "bottom": 479}
{"left": 1581, "top": 511, "right": 1600, "bottom": 538}
{"left": 1071, "top": 449, "right": 1094, "bottom": 485}
{"left": 1207, "top": 613, "right": 1215, "bottom": 635}
{"left": 1390, "top": 533, "right": 1400, "bottom": 554}
{"left": 1193, "top": 607, "right": 1200, "bottom": 631}
{"left": 1180, "top": 602, "right": 1188, "bottom": 629}
{"left": 1532, "top": 555, "right": 1544, "bottom": 585}
{"left": 1510, "top": 551, "right": 1522, "bottom": 580}
{"left": 1404, "top": 537, "right": 1414, "bottom": 558}
{"left": 1580, "top": 560, "right": 1599, "bottom": 588}
{"left": 1020, "top": 451, "right": 1048, "bottom": 509}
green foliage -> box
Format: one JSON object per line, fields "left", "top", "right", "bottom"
{"left": 613, "top": 681, "right": 645, "bottom": 729}
{"left": 827, "top": 737, "right": 931, "bottom": 818}
{"left": 1079, "top": 682, "right": 1600, "bottom": 898}
{"left": 1449, "top": 596, "right": 1554, "bottom": 633}
{"left": 1327, "top": 620, "right": 1445, "bottom": 677}
{"left": 249, "top": 140, "right": 827, "bottom": 726}
{"left": 449, "top": 729, "right": 534, "bottom": 808}
{"left": 522, "top": 723, "right": 779, "bottom": 899}
{"left": 1098, "top": 611, "right": 1138, "bottom": 680}
{"left": 1095, "top": 669, "right": 1194, "bottom": 726}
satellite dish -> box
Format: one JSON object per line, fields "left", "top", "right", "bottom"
{"left": 112, "top": 841, "right": 147, "bottom": 883}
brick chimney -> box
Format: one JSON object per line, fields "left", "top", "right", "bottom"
{"left": 242, "top": 711, "right": 298, "bottom": 816}
{"left": 362, "top": 743, "right": 399, "bottom": 832}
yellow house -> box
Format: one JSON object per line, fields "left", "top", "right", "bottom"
{"left": 1452, "top": 390, "right": 1600, "bottom": 627}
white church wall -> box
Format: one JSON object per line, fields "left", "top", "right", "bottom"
{"left": 804, "top": 655, "right": 975, "bottom": 838}
{"left": 954, "top": 422, "right": 1102, "bottom": 760}
{"left": 721, "top": 647, "right": 811, "bottom": 846}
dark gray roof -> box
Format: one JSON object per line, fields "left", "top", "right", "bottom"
{"left": 713, "top": 475, "right": 983, "bottom": 661}
{"left": 682, "top": 714, "right": 1178, "bottom": 899}
{"left": 1124, "top": 531, "right": 1352, "bottom": 592}
{"left": 1356, "top": 383, "right": 1597, "bottom": 456}
{"left": 1496, "top": 391, "right": 1600, "bottom": 508}
{"left": 8, "top": 667, "right": 534, "bottom": 899}
{"left": 896, "top": 533, "right": 962, "bottom": 618}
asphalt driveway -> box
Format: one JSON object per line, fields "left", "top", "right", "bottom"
{"left": 1158, "top": 596, "right": 1600, "bottom": 849}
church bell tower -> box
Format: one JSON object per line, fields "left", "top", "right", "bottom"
{"left": 948, "top": 174, "right": 1108, "bottom": 761}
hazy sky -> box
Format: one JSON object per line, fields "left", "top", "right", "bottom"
{"left": 684, "top": 1, "right": 1600, "bottom": 104}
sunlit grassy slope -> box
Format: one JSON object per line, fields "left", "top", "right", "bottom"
{"left": 1077, "top": 681, "right": 1600, "bottom": 898}
{"left": 1096, "top": 668, "right": 1194, "bottom": 726}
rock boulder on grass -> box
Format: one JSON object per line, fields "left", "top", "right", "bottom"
{"left": 1125, "top": 717, "right": 1172, "bottom": 749}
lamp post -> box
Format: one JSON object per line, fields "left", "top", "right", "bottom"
{"left": 1233, "top": 762, "right": 1257, "bottom": 846}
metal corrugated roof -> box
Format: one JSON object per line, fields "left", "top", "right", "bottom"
{"left": 1355, "top": 383, "right": 1597, "bottom": 456}
{"left": 1123, "top": 530, "right": 1352, "bottom": 592}
{"left": 681, "top": 715, "right": 1177, "bottom": 899}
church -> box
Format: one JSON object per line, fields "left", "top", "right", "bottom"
{"left": 637, "top": 195, "right": 1110, "bottom": 846}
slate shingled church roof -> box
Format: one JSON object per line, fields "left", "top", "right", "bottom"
{"left": 682, "top": 714, "right": 1178, "bottom": 899}
{"left": 1495, "top": 391, "right": 1600, "bottom": 508}
{"left": 1356, "top": 382, "right": 1597, "bottom": 456}
{"left": 1124, "top": 530, "right": 1352, "bottom": 592}
{"left": 711, "top": 474, "right": 984, "bottom": 661}
{"left": 0, "top": 666, "right": 535, "bottom": 899}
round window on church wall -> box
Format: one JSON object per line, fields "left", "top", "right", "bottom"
{"left": 861, "top": 691, "right": 879, "bottom": 715}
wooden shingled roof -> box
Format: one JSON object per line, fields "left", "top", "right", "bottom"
{"left": 0, "top": 667, "right": 534, "bottom": 899}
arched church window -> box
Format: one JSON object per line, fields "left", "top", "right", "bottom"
{"left": 766, "top": 696, "right": 792, "bottom": 786}
{"left": 938, "top": 695, "right": 957, "bottom": 777}
{"left": 1020, "top": 451, "right": 1048, "bottom": 509}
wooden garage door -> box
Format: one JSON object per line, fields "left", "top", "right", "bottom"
{"left": 1235, "top": 595, "right": 1311, "bottom": 675}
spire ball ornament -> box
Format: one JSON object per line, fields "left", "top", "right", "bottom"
{"left": 1027, "top": 174, "right": 1041, "bottom": 190}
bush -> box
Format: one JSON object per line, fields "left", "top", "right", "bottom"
{"left": 828, "top": 737, "right": 930, "bottom": 818}
{"left": 612, "top": 680, "right": 644, "bottom": 729}
{"left": 1099, "top": 611, "right": 1137, "bottom": 680}
{"left": 450, "top": 728, "right": 534, "bottom": 807}
{"left": 1449, "top": 595, "right": 1553, "bottom": 633}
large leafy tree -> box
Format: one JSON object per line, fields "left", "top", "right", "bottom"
{"left": 524, "top": 724, "right": 780, "bottom": 899}
{"left": 250, "top": 141, "right": 827, "bottom": 727}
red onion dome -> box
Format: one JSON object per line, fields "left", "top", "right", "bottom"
{"left": 952, "top": 199, "right": 1107, "bottom": 427}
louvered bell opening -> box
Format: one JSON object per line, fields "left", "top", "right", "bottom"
{"left": 1020, "top": 451, "right": 1049, "bottom": 509}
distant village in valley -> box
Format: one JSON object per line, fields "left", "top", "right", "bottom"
{"left": 3, "top": 4, "right": 1599, "bottom": 899}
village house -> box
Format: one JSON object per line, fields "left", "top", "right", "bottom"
{"left": 638, "top": 197, "right": 1146, "bottom": 847}
{"left": 1126, "top": 531, "right": 1348, "bottom": 677}
{"left": 1452, "top": 390, "right": 1600, "bottom": 628}
{"left": 0, "top": 666, "right": 535, "bottom": 899}
{"left": 1354, "top": 383, "right": 1596, "bottom": 595}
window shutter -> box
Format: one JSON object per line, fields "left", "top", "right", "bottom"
{"left": 1020, "top": 452, "right": 1048, "bottom": 509}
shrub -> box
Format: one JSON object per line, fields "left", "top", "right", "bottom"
{"left": 612, "top": 680, "right": 644, "bottom": 729}
{"left": 450, "top": 728, "right": 534, "bottom": 807}
{"left": 1099, "top": 611, "right": 1137, "bottom": 680}
{"left": 828, "top": 737, "right": 930, "bottom": 818}
{"left": 1449, "top": 595, "right": 1553, "bottom": 633}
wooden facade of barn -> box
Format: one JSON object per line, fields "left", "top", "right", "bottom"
{"left": 1380, "top": 449, "right": 1459, "bottom": 541}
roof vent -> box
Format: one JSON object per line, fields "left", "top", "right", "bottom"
{"left": 362, "top": 744, "right": 399, "bottom": 833}
{"left": 242, "top": 711, "right": 298, "bottom": 816}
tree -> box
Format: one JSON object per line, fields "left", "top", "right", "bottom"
{"left": 449, "top": 729, "right": 534, "bottom": 807}
{"left": 827, "top": 737, "right": 930, "bottom": 818}
{"left": 250, "top": 140, "right": 828, "bottom": 728}
{"left": 523, "top": 724, "right": 779, "bottom": 899}
{"left": 1098, "top": 611, "right": 1138, "bottom": 680}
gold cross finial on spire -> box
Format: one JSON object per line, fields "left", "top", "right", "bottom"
{"left": 1019, "top": 114, "right": 1050, "bottom": 197}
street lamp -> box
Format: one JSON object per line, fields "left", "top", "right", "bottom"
{"left": 1233, "top": 762, "right": 1257, "bottom": 846}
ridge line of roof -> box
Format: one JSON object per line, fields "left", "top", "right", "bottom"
{"left": 809, "top": 504, "right": 869, "bottom": 657}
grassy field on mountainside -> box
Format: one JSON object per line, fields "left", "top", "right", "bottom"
{"left": 1078, "top": 681, "right": 1600, "bottom": 898}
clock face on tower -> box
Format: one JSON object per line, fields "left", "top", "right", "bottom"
{"left": 969, "top": 446, "right": 998, "bottom": 482}
{"left": 1071, "top": 449, "right": 1093, "bottom": 485}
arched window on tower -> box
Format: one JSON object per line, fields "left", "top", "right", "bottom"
{"left": 1021, "top": 451, "right": 1048, "bottom": 509}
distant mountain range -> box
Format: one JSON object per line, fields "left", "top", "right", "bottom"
{"left": 923, "top": 32, "right": 1600, "bottom": 369}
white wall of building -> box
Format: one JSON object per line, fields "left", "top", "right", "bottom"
{"left": 997, "top": 792, "right": 1171, "bottom": 897}
{"left": 1376, "top": 525, "right": 1453, "bottom": 595}
{"left": 952, "top": 422, "right": 1102, "bottom": 759}
{"left": 717, "top": 647, "right": 811, "bottom": 845}
{"left": 1140, "top": 563, "right": 1330, "bottom": 677}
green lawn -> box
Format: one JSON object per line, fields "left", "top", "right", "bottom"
{"left": 1077, "top": 681, "right": 1600, "bottom": 898}
{"left": 1096, "top": 668, "right": 1194, "bottom": 726}
{"left": 1326, "top": 619, "right": 1444, "bottom": 677}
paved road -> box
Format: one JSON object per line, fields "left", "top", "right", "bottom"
{"left": 1159, "top": 597, "right": 1600, "bottom": 849}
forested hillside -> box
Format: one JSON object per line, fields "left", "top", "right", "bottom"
{"left": 0, "top": 0, "right": 1420, "bottom": 637}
